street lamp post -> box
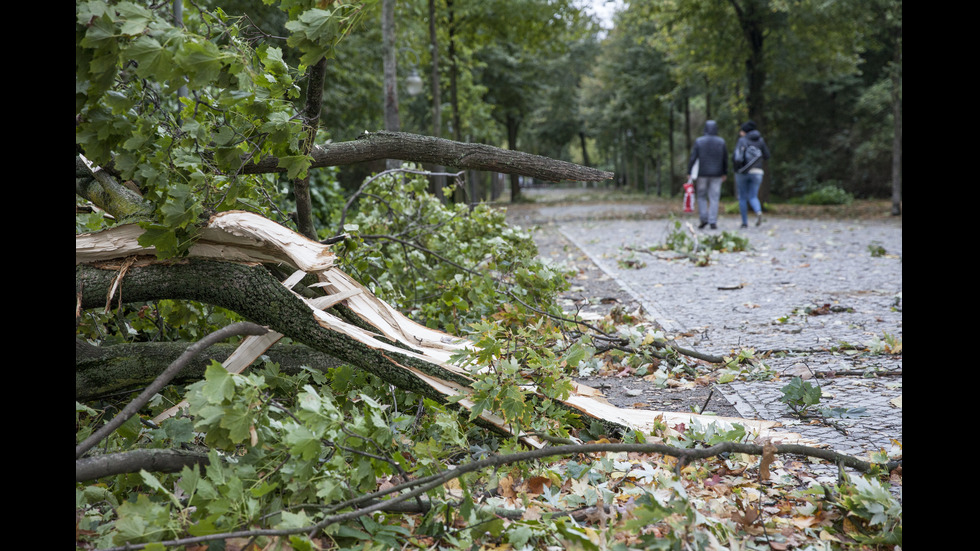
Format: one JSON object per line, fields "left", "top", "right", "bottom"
{"left": 405, "top": 67, "right": 423, "bottom": 97}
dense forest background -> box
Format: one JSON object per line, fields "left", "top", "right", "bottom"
{"left": 214, "top": 0, "right": 901, "bottom": 203}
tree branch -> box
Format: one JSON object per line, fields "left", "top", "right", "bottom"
{"left": 75, "top": 341, "right": 343, "bottom": 401}
{"left": 76, "top": 322, "right": 268, "bottom": 459}
{"left": 76, "top": 449, "right": 210, "bottom": 483}
{"left": 93, "top": 439, "right": 900, "bottom": 551}
{"left": 292, "top": 57, "right": 328, "bottom": 240}
{"left": 242, "top": 131, "right": 613, "bottom": 183}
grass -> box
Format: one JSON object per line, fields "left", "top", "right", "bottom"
{"left": 504, "top": 185, "right": 899, "bottom": 222}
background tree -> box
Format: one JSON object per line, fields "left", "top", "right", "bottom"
{"left": 597, "top": 0, "right": 901, "bottom": 202}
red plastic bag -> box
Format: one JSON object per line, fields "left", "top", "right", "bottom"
{"left": 683, "top": 181, "right": 695, "bottom": 213}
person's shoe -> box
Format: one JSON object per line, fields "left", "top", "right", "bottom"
{"left": 710, "top": 223, "right": 717, "bottom": 230}
{"left": 698, "top": 221, "right": 708, "bottom": 229}
{"left": 740, "top": 223, "right": 748, "bottom": 229}
{"left": 755, "top": 213, "right": 763, "bottom": 227}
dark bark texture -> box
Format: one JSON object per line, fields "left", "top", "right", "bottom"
{"left": 76, "top": 341, "right": 342, "bottom": 401}
{"left": 241, "top": 131, "right": 612, "bottom": 183}
{"left": 76, "top": 260, "right": 471, "bottom": 401}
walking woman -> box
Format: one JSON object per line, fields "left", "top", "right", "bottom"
{"left": 732, "top": 121, "right": 771, "bottom": 228}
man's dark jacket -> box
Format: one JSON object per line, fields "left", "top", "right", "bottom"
{"left": 688, "top": 120, "right": 728, "bottom": 177}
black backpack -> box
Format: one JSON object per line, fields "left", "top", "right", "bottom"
{"left": 735, "top": 143, "right": 763, "bottom": 173}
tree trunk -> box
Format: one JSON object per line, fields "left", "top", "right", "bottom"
{"left": 447, "top": 0, "right": 461, "bottom": 143}
{"left": 293, "top": 57, "right": 328, "bottom": 240}
{"left": 382, "top": 0, "right": 401, "bottom": 171}
{"left": 730, "top": 0, "right": 769, "bottom": 202}
{"left": 428, "top": 0, "right": 445, "bottom": 201}
{"left": 890, "top": 21, "right": 902, "bottom": 216}
{"left": 507, "top": 114, "right": 522, "bottom": 201}
{"left": 579, "top": 131, "right": 590, "bottom": 167}
{"left": 75, "top": 340, "right": 341, "bottom": 401}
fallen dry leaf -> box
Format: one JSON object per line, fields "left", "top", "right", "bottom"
{"left": 524, "top": 476, "right": 550, "bottom": 495}
{"left": 731, "top": 504, "right": 760, "bottom": 527}
{"left": 758, "top": 439, "right": 777, "bottom": 482}
{"left": 497, "top": 475, "right": 516, "bottom": 498}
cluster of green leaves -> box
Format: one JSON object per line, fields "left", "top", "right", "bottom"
{"left": 333, "top": 168, "right": 573, "bottom": 334}
{"left": 866, "top": 332, "right": 902, "bottom": 355}
{"left": 779, "top": 376, "right": 824, "bottom": 417}
{"left": 449, "top": 318, "right": 591, "bottom": 439}
{"left": 792, "top": 185, "right": 856, "bottom": 205}
{"left": 832, "top": 474, "right": 903, "bottom": 545}
{"left": 77, "top": 352, "right": 901, "bottom": 550}
{"left": 76, "top": 299, "right": 244, "bottom": 346}
{"left": 75, "top": 1, "right": 368, "bottom": 257}
{"left": 716, "top": 348, "right": 776, "bottom": 384}
{"left": 868, "top": 241, "right": 888, "bottom": 257}
{"left": 648, "top": 217, "right": 750, "bottom": 266}
{"left": 77, "top": 359, "right": 474, "bottom": 549}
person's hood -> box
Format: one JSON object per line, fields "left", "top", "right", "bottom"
{"left": 746, "top": 129, "right": 762, "bottom": 141}
{"left": 704, "top": 120, "right": 719, "bottom": 135}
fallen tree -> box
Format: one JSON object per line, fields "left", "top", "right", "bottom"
{"left": 76, "top": 5, "right": 900, "bottom": 548}
{"left": 76, "top": 208, "right": 799, "bottom": 447}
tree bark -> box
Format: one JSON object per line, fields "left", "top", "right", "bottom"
{"left": 240, "top": 131, "right": 609, "bottom": 183}
{"left": 507, "top": 115, "right": 522, "bottom": 200}
{"left": 382, "top": 0, "right": 400, "bottom": 138}
{"left": 293, "top": 57, "right": 329, "bottom": 240}
{"left": 890, "top": 19, "right": 902, "bottom": 216}
{"left": 76, "top": 131, "right": 612, "bottom": 217}
{"left": 729, "top": 0, "right": 770, "bottom": 203}
{"left": 428, "top": 0, "right": 446, "bottom": 200}
{"left": 75, "top": 155, "right": 153, "bottom": 222}
{"left": 76, "top": 449, "right": 209, "bottom": 483}
{"left": 75, "top": 341, "right": 342, "bottom": 401}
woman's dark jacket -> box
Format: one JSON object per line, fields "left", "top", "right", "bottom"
{"left": 733, "top": 130, "right": 771, "bottom": 173}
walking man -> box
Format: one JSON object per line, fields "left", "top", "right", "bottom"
{"left": 687, "top": 120, "right": 728, "bottom": 229}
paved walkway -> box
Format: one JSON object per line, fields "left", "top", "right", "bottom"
{"left": 552, "top": 211, "right": 903, "bottom": 471}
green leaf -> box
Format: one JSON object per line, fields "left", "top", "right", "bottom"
{"left": 176, "top": 39, "right": 226, "bottom": 87}
{"left": 125, "top": 36, "right": 174, "bottom": 79}
{"left": 140, "top": 471, "right": 181, "bottom": 508}
{"left": 137, "top": 224, "right": 180, "bottom": 257}
{"left": 277, "top": 155, "right": 313, "bottom": 180}
{"left": 114, "top": 1, "right": 154, "bottom": 36}
{"left": 201, "top": 361, "right": 235, "bottom": 403}
{"left": 285, "top": 425, "right": 322, "bottom": 460}
{"left": 219, "top": 406, "right": 254, "bottom": 444}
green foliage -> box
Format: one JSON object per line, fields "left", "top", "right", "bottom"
{"left": 76, "top": 299, "right": 244, "bottom": 346}
{"left": 868, "top": 241, "right": 887, "bottom": 257}
{"left": 333, "top": 168, "right": 572, "bottom": 333}
{"left": 75, "top": 1, "right": 370, "bottom": 258}
{"left": 648, "top": 217, "right": 749, "bottom": 266}
{"left": 833, "top": 474, "right": 903, "bottom": 545}
{"left": 793, "top": 185, "right": 856, "bottom": 205}
{"left": 866, "top": 331, "right": 902, "bottom": 355}
{"left": 779, "top": 376, "right": 823, "bottom": 416}
{"left": 76, "top": 2, "right": 902, "bottom": 548}
{"left": 449, "top": 318, "right": 582, "bottom": 439}
{"left": 716, "top": 348, "right": 775, "bottom": 383}
{"left": 77, "top": 359, "right": 472, "bottom": 548}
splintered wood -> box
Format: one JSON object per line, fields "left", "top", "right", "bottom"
{"left": 77, "top": 211, "right": 809, "bottom": 448}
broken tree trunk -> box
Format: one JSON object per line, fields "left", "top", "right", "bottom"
{"left": 76, "top": 211, "right": 803, "bottom": 447}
